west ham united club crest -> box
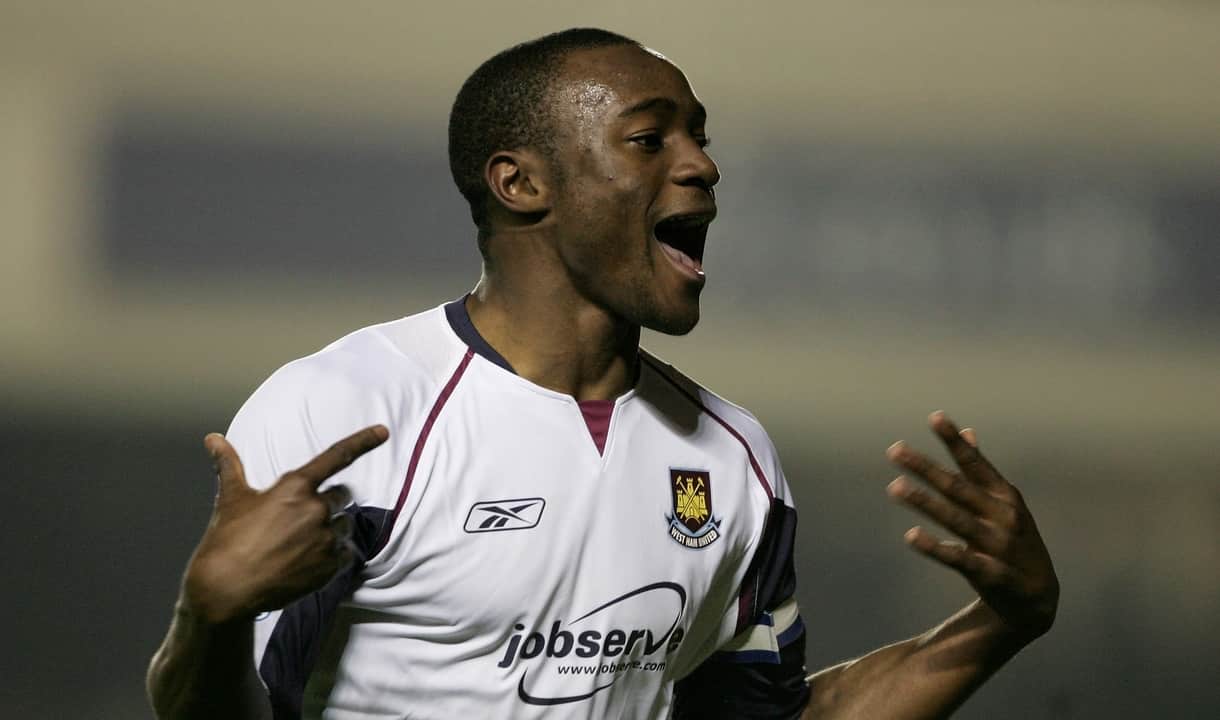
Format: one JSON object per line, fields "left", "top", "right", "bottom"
{"left": 666, "top": 469, "right": 721, "bottom": 549}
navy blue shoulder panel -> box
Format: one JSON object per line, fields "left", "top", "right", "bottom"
{"left": 673, "top": 499, "right": 809, "bottom": 718}
{"left": 258, "top": 504, "right": 390, "bottom": 720}
{"left": 737, "top": 498, "right": 799, "bottom": 635}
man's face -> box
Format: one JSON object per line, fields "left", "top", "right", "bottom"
{"left": 545, "top": 45, "right": 720, "bottom": 335}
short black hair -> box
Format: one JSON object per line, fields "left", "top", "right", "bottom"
{"left": 447, "top": 28, "right": 642, "bottom": 232}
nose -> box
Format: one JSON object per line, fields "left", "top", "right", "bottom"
{"left": 672, "top": 138, "right": 720, "bottom": 192}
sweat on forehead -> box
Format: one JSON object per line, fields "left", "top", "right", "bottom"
{"left": 560, "top": 45, "right": 681, "bottom": 86}
{"left": 447, "top": 28, "right": 667, "bottom": 230}
{"left": 551, "top": 47, "right": 692, "bottom": 115}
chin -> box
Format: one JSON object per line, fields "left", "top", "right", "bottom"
{"left": 641, "top": 304, "right": 701, "bottom": 336}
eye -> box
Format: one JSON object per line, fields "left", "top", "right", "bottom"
{"left": 695, "top": 135, "right": 711, "bottom": 149}
{"left": 629, "top": 132, "right": 663, "bottom": 152}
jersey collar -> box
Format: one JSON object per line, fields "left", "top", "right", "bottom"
{"left": 444, "top": 295, "right": 517, "bottom": 374}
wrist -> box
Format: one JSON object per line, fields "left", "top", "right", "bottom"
{"left": 181, "top": 552, "right": 256, "bottom": 626}
{"left": 966, "top": 600, "right": 1036, "bottom": 656}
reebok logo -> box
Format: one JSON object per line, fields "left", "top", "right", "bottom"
{"left": 464, "top": 497, "right": 546, "bottom": 533}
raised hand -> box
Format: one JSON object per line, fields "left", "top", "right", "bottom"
{"left": 180, "top": 425, "right": 389, "bottom": 625}
{"left": 885, "top": 411, "right": 1058, "bottom": 643}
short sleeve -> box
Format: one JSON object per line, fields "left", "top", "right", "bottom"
{"left": 221, "top": 354, "right": 398, "bottom": 717}
{"left": 673, "top": 498, "right": 810, "bottom": 719}
{"left": 225, "top": 358, "right": 371, "bottom": 492}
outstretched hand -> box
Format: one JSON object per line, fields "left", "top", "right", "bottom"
{"left": 180, "top": 425, "right": 389, "bottom": 625}
{"left": 885, "top": 412, "right": 1058, "bottom": 643}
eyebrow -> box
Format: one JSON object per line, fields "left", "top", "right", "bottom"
{"left": 617, "top": 97, "right": 707, "bottom": 122}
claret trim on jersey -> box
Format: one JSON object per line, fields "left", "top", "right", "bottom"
{"left": 640, "top": 355, "right": 774, "bottom": 501}
{"left": 372, "top": 348, "right": 474, "bottom": 557}
{"left": 234, "top": 303, "right": 807, "bottom": 717}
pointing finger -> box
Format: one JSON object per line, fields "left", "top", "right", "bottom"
{"left": 960, "top": 427, "right": 978, "bottom": 448}
{"left": 292, "top": 425, "right": 389, "bottom": 489}
{"left": 204, "top": 433, "right": 250, "bottom": 500}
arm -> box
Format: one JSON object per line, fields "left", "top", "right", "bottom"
{"left": 805, "top": 599, "right": 1022, "bottom": 719}
{"left": 146, "top": 606, "right": 268, "bottom": 720}
{"left": 803, "top": 413, "right": 1059, "bottom": 719}
{"left": 146, "top": 426, "right": 388, "bottom": 720}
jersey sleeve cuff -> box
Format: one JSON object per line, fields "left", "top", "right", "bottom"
{"left": 713, "top": 596, "right": 804, "bottom": 664}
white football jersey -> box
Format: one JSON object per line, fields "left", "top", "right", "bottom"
{"left": 226, "top": 299, "right": 806, "bottom": 719}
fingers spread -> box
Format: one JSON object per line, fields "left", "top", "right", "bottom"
{"left": 292, "top": 425, "right": 390, "bottom": 489}
{"left": 893, "top": 475, "right": 985, "bottom": 544}
{"left": 204, "top": 433, "right": 250, "bottom": 500}
{"left": 886, "top": 442, "right": 1001, "bottom": 516}
{"left": 903, "top": 526, "right": 1010, "bottom": 587}
{"left": 928, "top": 411, "right": 1003, "bottom": 488}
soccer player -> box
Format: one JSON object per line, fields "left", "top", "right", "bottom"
{"left": 147, "top": 28, "right": 1058, "bottom": 719}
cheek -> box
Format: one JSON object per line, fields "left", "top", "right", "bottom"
{"left": 567, "top": 181, "right": 651, "bottom": 256}
{"left": 557, "top": 150, "right": 657, "bottom": 276}
{"left": 571, "top": 142, "right": 649, "bottom": 214}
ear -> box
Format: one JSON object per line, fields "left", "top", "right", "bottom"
{"left": 484, "top": 150, "right": 552, "bottom": 219}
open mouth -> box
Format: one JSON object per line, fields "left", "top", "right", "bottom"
{"left": 653, "top": 212, "right": 714, "bottom": 276}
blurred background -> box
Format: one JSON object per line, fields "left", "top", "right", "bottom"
{"left": 2, "top": 1, "right": 1217, "bottom": 717}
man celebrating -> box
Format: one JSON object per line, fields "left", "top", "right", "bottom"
{"left": 147, "top": 28, "right": 1057, "bottom": 719}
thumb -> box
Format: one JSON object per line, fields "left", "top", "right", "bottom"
{"left": 204, "top": 433, "right": 251, "bottom": 502}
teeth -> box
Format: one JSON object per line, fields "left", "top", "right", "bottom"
{"left": 660, "top": 241, "right": 705, "bottom": 275}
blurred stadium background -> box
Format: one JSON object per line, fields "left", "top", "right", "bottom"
{"left": 2, "top": 2, "right": 1217, "bottom": 717}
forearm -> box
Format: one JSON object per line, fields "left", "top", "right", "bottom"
{"left": 146, "top": 425, "right": 382, "bottom": 718}
{"left": 803, "top": 599, "right": 1025, "bottom": 720}
{"left": 146, "top": 600, "right": 270, "bottom": 720}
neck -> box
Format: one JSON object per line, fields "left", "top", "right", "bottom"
{"left": 466, "top": 268, "right": 640, "bottom": 402}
